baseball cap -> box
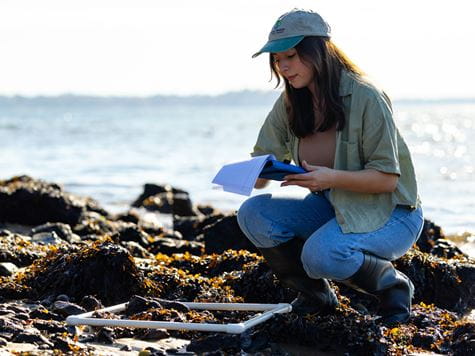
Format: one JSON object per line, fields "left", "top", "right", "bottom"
{"left": 252, "top": 9, "right": 331, "bottom": 58}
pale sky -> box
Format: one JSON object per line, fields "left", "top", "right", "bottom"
{"left": 1, "top": 0, "right": 474, "bottom": 99}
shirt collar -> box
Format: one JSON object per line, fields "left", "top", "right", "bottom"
{"left": 339, "top": 69, "right": 355, "bottom": 97}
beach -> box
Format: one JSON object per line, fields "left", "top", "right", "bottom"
{"left": 0, "top": 175, "right": 474, "bottom": 355}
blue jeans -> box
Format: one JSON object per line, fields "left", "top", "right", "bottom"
{"left": 237, "top": 192, "right": 424, "bottom": 281}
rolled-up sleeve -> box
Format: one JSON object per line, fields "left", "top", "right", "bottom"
{"left": 362, "top": 90, "right": 401, "bottom": 175}
{"left": 251, "top": 94, "right": 291, "bottom": 162}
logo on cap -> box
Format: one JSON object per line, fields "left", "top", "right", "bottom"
{"left": 271, "top": 19, "right": 285, "bottom": 34}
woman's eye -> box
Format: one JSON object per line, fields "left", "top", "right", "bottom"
{"left": 288, "top": 54, "right": 296, "bottom": 59}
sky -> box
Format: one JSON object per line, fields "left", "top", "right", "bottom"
{"left": 1, "top": 0, "right": 474, "bottom": 99}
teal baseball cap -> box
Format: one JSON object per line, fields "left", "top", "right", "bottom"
{"left": 252, "top": 9, "right": 331, "bottom": 58}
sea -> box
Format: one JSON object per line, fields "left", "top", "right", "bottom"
{"left": 1, "top": 94, "right": 474, "bottom": 255}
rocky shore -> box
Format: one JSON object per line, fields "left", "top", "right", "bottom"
{"left": 0, "top": 175, "right": 474, "bottom": 355}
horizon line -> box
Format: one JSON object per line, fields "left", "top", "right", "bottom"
{"left": 1, "top": 90, "right": 475, "bottom": 104}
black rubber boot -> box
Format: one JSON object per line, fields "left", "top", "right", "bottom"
{"left": 343, "top": 254, "right": 414, "bottom": 326}
{"left": 258, "top": 239, "right": 338, "bottom": 315}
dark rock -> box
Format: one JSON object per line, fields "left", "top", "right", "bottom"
{"left": 0, "top": 337, "right": 6, "bottom": 346}
{"left": 31, "top": 231, "right": 66, "bottom": 245}
{"left": 95, "top": 327, "right": 115, "bottom": 344}
{"left": 139, "top": 328, "right": 170, "bottom": 340}
{"left": 121, "top": 241, "right": 153, "bottom": 258}
{"left": 125, "top": 295, "right": 162, "bottom": 316}
{"left": 116, "top": 224, "right": 151, "bottom": 247}
{"left": 13, "top": 329, "right": 53, "bottom": 347}
{"left": 394, "top": 249, "right": 475, "bottom": 313}
{"left": 120, "top": 344, "right": 133, "bottom": 351}
{"left": 56, "top": 294, "right": 70, "bottom": 302}
{"left": 29, "top": 306, "right": 64, "bottom": 321}
{"left": 31, "top": 222, "right": 81, "bottom": 243}
{"left": 187, "top": 333, "right": 241, "bottom": 353}
{"left": 132, "top": 183, "right": 189, "bottom": 207}
{"left": 173, "top": 213, "right": 224, "bottom": 241}
{"left": 53, "top": 300, "right": 87, "bottom": 317}
{"left": 201, "top": 213, "right": 258, "bottom": 254}
{"left": 80, "top": 295, "right": 103, "bottom": 311}
{"left": 33, "top": 319, "right": 68, "bottom": 334}
{"left": 0, "top": 232, "right": 43, "bottom": 267}
{"left": 0, "top": 262, "right": 18, "bottom": 277}
{"left": 22, "top": 243, "right": 156, "bottom": 305}
{"left": 450, "top": 322, "right": 475, "bottom": 355}
{"left": 149, "top": 237, "right": 204, "bottom": 256}
{"left": 0, "top": 175, "right": 109, "bottom": 226}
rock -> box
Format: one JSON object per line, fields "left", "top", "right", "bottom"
{"left": 31, "top": 222, "right": 81, "bottom": 243}
{"left": 187, "top": 334, "right": 241, "bottom": 353}
{"left": 149, "top": 237, "right": 204, "bottom": 256}
{"left": 116, "top": 224, "right": 151, "bottom": 247}
{"left": 125, "top": 295, "right": 162, "bottom": 316}
{"left": 13, "top": 328, "right": 53, "bottom": 347}
{"left": 53, "top": 301, "right": 87, "bottom": 317}
{"left": 0, "top": 175, "right": 109, "bottom": 226}
{"left": 139, "top": 328, "right": 170, "bottom": 340}
{"left": 31, "top": 231, "right": 65, "bottom": 245}
{"left": 132, "top": 183, "right": 198, "bottom": 216}
{"left": 201, "top": 213, "right": 259, "bottom": 254}
{"left": 22, "top": 242, "right": 157, "bottom": 305}
{"left": 95, "top": 327, "right": 115, "bottom": 344}
{"left": 80, "top": 295, "right": 103, "bottom": 311}
{"left": 121, "top": 241, "right": 153, "bottom": 258}
{"left": 0, "top": 262, "right": 18, "bottom": 277}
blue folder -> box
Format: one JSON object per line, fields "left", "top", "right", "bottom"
{"left": 258, "top": 160, "right": 306, "bottom": 181}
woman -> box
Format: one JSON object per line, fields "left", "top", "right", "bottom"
{"left": 237, "top": 9, "right": 423, "bottom": 326}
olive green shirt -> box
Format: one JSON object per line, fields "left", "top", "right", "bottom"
{"left": 252, "top": 70, "right": 420, "bottom": 233}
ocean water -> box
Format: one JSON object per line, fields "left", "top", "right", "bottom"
{"left": 1, "top": 98, "right": 474, "bottom": 242}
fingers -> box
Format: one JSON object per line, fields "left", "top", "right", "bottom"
{"left": 302, "top": 160, "right": 318, "bottom": 171}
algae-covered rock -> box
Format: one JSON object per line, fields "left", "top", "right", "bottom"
{"left": 20, "top": 242, "right": 157, "bottom": 304}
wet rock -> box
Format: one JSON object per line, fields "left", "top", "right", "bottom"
{"left": 416, "top": 219, "right": 467, "bottom": 259}
{"left": 132, "top": 183, "right": 189, "bottom": 207}
{"left": 80, "top": 295, "right": 103, "bottom": 311}
{"left": 53, "top": 300, "right": 87, "bottom": 317}
{"left": 121, "top": 241, "right": 154, "bottom": 258}
{"left": 31, "top": 222, "right": 81, "bottom": 244}
{"left": 116, "top": 224, "right": 151, "bottom": 247}
{"left": 0, "top": 232, "right": 43, "bottom": 267}
{"left": 29, "top": 306, "right": 63, "bottom": 321}
{"left": 139, "top": 328, "right": 170, "bottom": 340}
{"left": 394, "top": 249, "right": 475, "bottom": 313}
{"left": 0, "top": 175, "right": 108, "bottom": 226}
{"left": 0, "top": 337, "right": 6, "bottom": 346}
{"left": 22, "top": 242, "right": 157, "bottom": 305}
{"left": 95, "top": 327, "right": 115, "bottom": 344}
{"left": 126, "top": 295, "right": 162, "bottom": 316}
{"left": 56, "top": 294, "right": 70, "bottom": 302}
{"left": 149, "top": 237, "right": 204, "bottom": 256}
{"left": 32, "top": 319, "right": 68, "bottom": 334}
{"left": 201, "top": 213, "right": 258, "bottom": 254}
{"left": 13, "top": 328, "right": 53, "bottom": 347}
{"left": 187, "top": 333, "right": 241, "bottom": 353}
{"left": 31, "top": 231, "right": 65, "bottom": 245}
{"left": 450, "top": 322, "right": 475, "bottom": 354}
{"left": 0, "top": 262, "right": 18, "bottom": 277}
{"left": 173, "top": 213, "right": 225, "bottom": 241}
{"left": 132, "top": 183, "right": 198, "bottom": 216}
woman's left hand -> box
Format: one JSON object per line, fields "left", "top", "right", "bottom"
{"left": 281, "top": 160, "right": 336, "bottom": 192}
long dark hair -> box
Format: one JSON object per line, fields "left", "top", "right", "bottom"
{"left": 270, "top": 37, "right": 363, "bottom": 137}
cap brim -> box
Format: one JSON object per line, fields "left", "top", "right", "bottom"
{"left": 252, "top": 35, "right": 305, "bottom": 58}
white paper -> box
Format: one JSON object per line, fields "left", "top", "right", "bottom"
{"left": 212, "top": 154, "right": 275, "bottom": 196}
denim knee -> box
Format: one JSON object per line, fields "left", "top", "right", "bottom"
{"left": 301, "top": 234, "right": 363, "bottom": 281}
{"left": 237, "top": 194, "right": 270, "bottom": 232}
{"left": 237, "top": 194, "right": 274, "bottom": 248}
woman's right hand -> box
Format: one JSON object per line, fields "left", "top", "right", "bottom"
{"left": 255, "top": 178, "right": 270, "bottom": 189}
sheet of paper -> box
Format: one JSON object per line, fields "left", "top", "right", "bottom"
{"left": 212, "top": 154, "right": 275, "bottom": 196}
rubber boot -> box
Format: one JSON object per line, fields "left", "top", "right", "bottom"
{"left": 258, "top": 238, "right": 338, "bottom": 315}
{"left": 343, "top": 254, "right": 414, "bottom": 325}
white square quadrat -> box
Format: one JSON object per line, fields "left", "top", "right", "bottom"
{"left": 66, "top": 302, "right": 292, "bottom": 334}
